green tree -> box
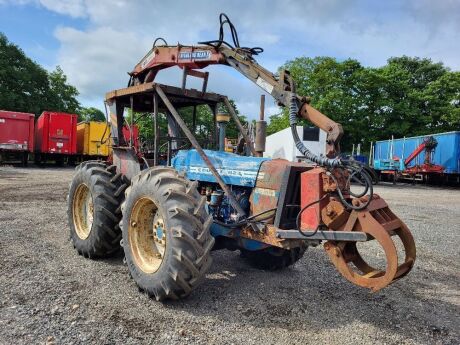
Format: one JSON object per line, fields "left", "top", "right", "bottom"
{"left": 126, "top": 99, "right": 248, "bottom": 152}
{"left": 378, "top": 56, "right": 458, "bottom": 136}
{"left": 0, "top": 33, "right": 81, "bottom": 116}
{"left": 223, "top": 99, "right": 248, "bottom": 139}
{"left": 175, "top": 101, "right": 248, "bottom": 145}
{"left": 277, "top": 56, "right": 381, "bottom": 151}
{"left": 78, "top": 106, "right": 106, "bottom": 122}
{"left": 47, "top": 65, "right": 80, "bottom": 113}
{"left": 423, "top": 71, "right": 460, "bottom": 129}
{"left": 0, "top": 33, "right": 50, "bottom": 115}
{"left": 267, "top": 56, "right": 460, "bottom": 152}
{"left": 266, "top": 111, "right": 289, "bottom": 135}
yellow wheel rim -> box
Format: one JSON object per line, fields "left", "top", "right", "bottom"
{"left": 72, "top": 184, "right": 94, "bottom": 240}
{"left": 128, "top": 197, "right": 166, "bottom": 274}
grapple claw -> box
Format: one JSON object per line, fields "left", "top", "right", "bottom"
{"left": 324, "top": 196, "right": 416, "bottom": 292}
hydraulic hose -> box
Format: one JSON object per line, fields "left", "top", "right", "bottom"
{"left": 328, "top": 168, "right": 373, "bottom": 210}
{"left": 288, "top": 93, "right": 341, "bottom": 168}
{"left": 288, "top": 92, "right": 373, "bottom": 210}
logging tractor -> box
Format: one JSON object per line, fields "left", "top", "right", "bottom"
{"left": 67, "top": 14, "right": 416, "bottom": 301}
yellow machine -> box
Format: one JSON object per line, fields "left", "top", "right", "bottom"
{"left": 224, "top": 138, "right": 235, "bottom": 153}
{"left": 76, "top": 121, "right": 110, "bottom": 157}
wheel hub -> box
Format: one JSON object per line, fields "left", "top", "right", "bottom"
{"left": 72, "top": 183, "right": 94, "bottom": 240}
{"left": 128, "top": 197, "right": 166, "bottom": 274}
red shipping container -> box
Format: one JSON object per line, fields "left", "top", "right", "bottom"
{"left": 0, "top": 110, "right": 35, "bottom": 152}
{"left": 35, "top": 111, "right": 78, "bottom": 155}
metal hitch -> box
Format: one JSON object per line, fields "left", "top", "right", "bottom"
{"left": 323, "top": 195, "right": 416, "bottom": 292}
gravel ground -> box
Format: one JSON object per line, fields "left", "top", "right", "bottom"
{"left": 0, "top": 166, "right": 459, "bottom": 345}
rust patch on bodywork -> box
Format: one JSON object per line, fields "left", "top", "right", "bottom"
{"left": 250, "top": 159, "right": 289, "bottom": 223}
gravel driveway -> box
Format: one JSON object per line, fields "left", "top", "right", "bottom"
{"left": 0, "top": 166, "right": 459, "bottom": 345}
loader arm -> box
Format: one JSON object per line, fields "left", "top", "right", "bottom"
{"left": 130, "top": 44, "right": 343, "bottom": 157}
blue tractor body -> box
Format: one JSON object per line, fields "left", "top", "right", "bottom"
{"left": 173, "top": 149, "right": 278, "bottom": 251}
{"left": 172, "top": 149, "right": 269, "bottom": 187}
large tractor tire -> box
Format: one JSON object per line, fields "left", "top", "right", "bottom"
{"left": 67, "top": 161, "right": 128, "bottom": 258}
{"left": 121, "top": 167, "right": 214, "bottom": 301}
{"left": 240, "top": 245, "right": 307, "bottom": 271}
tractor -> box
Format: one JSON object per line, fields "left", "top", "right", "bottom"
{"left": 67, "top": 14, "right": 416, "bottom": 301}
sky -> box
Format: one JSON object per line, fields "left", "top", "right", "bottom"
{"left": 1, "top": 0, "right": 459, "bottom": 119}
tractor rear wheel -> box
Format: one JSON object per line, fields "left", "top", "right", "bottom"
{"left": 67, "top": 161, "right": 128, "bottom": 258}
{"left": 240, "top": 245, "right": 307, "bottom": 270}
{"left": 121, "top": 167, "right": 214, "bottom": 301}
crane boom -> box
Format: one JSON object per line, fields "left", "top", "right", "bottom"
{"left": 129, "top": 43, "right": 343, "bottom": 157}
{"left": 404, "top": 136, "right": 438, "bottom": 166}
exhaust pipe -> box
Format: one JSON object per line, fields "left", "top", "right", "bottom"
{"left": 255, "top": 95, "right": 267, "bottom": 157}
{"left": 216, "top": 111, "right": 230, "bottom": 152}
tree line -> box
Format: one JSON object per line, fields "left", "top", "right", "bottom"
{"left": 0, "top": 33, "right": 104, "bottom": 122}
{"left": 1, "top": 32, "right": 458, "bottom": 153}
{"left": 268, "top": 56, "right": 460, "bottom": 151}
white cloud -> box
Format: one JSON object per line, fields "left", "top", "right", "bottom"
{"left": 22, "top": 0, "right": 458, "bottom": 118}
{"left": 54, "top": 26, "right": 150, "bottom": 101}
{"left": 39, "top": 0, "right": 86, "bottom": 18}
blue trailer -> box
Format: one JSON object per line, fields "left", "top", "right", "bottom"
{"left": 373, "top": 131, "right": 460, "bottom": 180}
{"left": 352, "top": 154, "right": 369, "bottom": 165}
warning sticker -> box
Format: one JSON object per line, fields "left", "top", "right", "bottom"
{"left": 141, "top": 51, "right": 155, "bottom": 69}
{"left": 256, "top": 77, "right": 274, "bottom": 94}
{"left": 254, "top": 187, "right": 276, "bottom": 197}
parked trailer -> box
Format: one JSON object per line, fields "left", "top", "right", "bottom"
{"left": 77, "top": 122, "right": 140, "bottom": 161}
{"left": 34, "top": 111, "right": 78, "bottom": 165}
{"left": 1, "top": 110, "right": 140, "bottom": 166}
{"left": 0, "top": 110, "right": 35, "bottom": 166}
{"left": 373, "top": 131, "right": 460, "bottom": 182}
{"left": 77, "top": 121, "right": 110, "bottom": 158}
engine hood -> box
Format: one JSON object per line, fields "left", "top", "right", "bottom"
{"left": 172, "top": 149, "right": 269, "bottom": 187}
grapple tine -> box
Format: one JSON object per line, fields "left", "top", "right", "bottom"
{"left": 324, "top": 196, "right": 416, "bottom": 292}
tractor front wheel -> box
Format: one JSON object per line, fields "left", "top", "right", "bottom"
{"left": 121, "top": 167, "right": 214, "bottom": 301}
{"left": 240, "top": 245, "right": 307, "bottom": 270}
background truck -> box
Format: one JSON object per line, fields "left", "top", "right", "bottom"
{"left": 0, "top": 110, "right": 35, "bottom": 166}
{"left": 34, "top": 111, "right": 78, "bottom": 165}
{"left": 372, "top": 131, "right": 460, "bottom": 183}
